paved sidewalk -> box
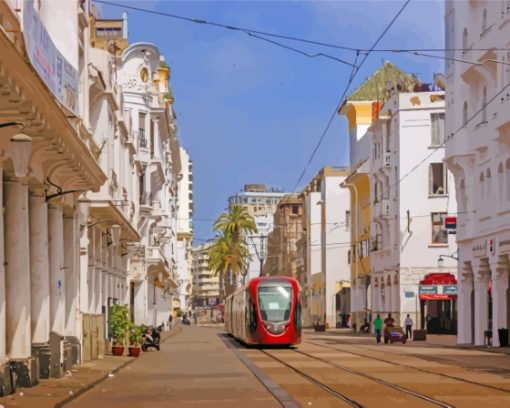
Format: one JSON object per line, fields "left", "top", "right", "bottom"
{"left": 311, "top": 328, "right": 510, "bottom": 355}
{"left": 65, "top": 325, "right": 281, "bottom": 408}
{"left": 0, "top": 326, "right": 182, "bottom": 408}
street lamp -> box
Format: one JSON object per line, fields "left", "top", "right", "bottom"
{"left": 437, "top": 251, "right": 459, "bottom": 269}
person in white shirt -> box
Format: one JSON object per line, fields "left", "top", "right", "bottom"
{"left": 404, "top": 314, "right": 413, "bottom": 339}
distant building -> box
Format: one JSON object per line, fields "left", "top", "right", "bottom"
{"left": 176, "top": 147, "right": 194, "bottom": 311}
{"left": 263, "top": 195, "right": 304, "bottom": 279}
{"left": 301, "top": 167, "right": 351, "bottom": 328}
{"left": 228, "top": 184, "right": 288, "bottom": 282}
{"left": 191, "top": 242, "right": 220, "bottom": 307}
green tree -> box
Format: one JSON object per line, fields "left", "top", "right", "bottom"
{"left": 208, "top": 205, "right": 257, "bottom": 297}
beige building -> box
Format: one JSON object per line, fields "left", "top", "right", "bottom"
{"left": 263, "top": 195, "right": 304, "bottom": 280}
{"left": 191, "top": 242, "right": 220, "bottom": 307}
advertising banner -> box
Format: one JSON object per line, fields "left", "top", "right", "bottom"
{"left": 22, "top": 0, "right": 78, "bottom": 114}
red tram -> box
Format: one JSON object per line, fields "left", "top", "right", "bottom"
{"left": 225, "top": 276, "right": 302, "bottom": 346}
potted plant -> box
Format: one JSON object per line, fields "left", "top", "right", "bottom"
{"left": 128, "top": 323, "right": 145, "bottom": 357}
{"left": 110, "top": 305, "right": 130, "bottom": 356}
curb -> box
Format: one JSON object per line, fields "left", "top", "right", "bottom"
{"left": 57, "top": 326, "right": 183, "bottom": 407}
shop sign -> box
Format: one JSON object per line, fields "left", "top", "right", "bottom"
{"left": 443, "top": 285, "right": 457, "bottom": 295}
{"left": 498, "top": 232, "right": 510, "bottom": 254}
{"left": 23, "top": 0, "right": 78, "bottom": 114}
{"left": 472, "top": 240, "right": 487, "bottom": 258}
{"left": 419, "top": 285, "right": 438, "bottom": 295}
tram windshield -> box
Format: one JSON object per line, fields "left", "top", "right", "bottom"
{"left": 258, "top": 285, "right": 292, "bottom": 322}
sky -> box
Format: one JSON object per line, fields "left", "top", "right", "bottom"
{"left": 98, "top": 0, "right": 445, "bottom": 242}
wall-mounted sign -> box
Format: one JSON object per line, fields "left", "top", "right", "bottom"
{"left": 419, "top": 284, "right": 457, "bottom": 299}
{"left": 23, "top": 0, "right": 78, "bottom": 114}
{"left": 472, "top": 239, "right": 487, "bottom": 258}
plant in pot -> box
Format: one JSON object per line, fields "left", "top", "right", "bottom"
{"left": 110, "top": 305, "right": 130, "bottom": 356}
{"left": 128, "top": 323, "right": 145, "bottom": 357}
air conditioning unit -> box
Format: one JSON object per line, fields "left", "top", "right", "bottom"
{"left": 384, "top": 152, "right": 391, "bottom": 166}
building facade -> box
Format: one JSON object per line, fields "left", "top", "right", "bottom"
{"left": 228, "top": 184, "right": 287, "bottom": 282}
{"left": 0, "top": 1, "right": 190, "bottom": 393}
{"left": 175, "top": 147, "right": 194, "bottom": 311}
{"left": 444, "top": 0, "right": 510, "bottom": 346}
{"left": 369, "top": 88, "right": 457, "bottom": 332}
{"left": 301, "top": 167, "right": 351, "bottom": 328}
{"left": 191, "top": 242, "right": 220, "bottom": 307}
{"left": 263, "top": 194, "right": 304, "bottom": 279}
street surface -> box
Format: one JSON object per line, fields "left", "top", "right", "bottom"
{"left": 5, "top": 321, "right": 509, "bottom": 408}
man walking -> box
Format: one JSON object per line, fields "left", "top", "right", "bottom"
{"left": 373, "top": 314, "right": 383, "bottom": 343}
{"left": 404, "top": 314, "right": 413, "bottom": 340}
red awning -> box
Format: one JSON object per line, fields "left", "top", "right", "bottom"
{"left": 420, "top": 294, "right": 458, "bottom": 301}
{"left": 419, "top": 273, "right": 457, "bottom": 286}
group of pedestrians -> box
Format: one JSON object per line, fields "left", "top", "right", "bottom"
{"left": 372, "top": 313, "right": 414, "bottom": 343}
{"left": 167, "top": 310, "right": 198, "bottom": 330}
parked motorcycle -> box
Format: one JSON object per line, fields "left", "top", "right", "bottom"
{"left": 141, "top": 324, "right": 162, "bottom": 351}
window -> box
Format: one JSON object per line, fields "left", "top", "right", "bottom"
{"left": 462, "top": 27, "right": 468, "bottom": 52}
{"left": 429, "top": 163, "right": 448, "bottom": 195}
{"left": 431, "top": 112, "right": 445, "bottom": 145}
{"left": 291, "top": 205, "right": 299, "bottom": 215}
{"left": 498, "top": 163, "right": 504, "bottom": 205}
{"left": 463, "top": 101, "right": 468, "bottom": 126}
{"left": 345, "top": 210, "right": 351, "bottom": 230}
{"left": 482, "top": 8, "right": 487, "bottom": 33}
{"left": 431, "top": 212, "right": 448, "bottom": 244}
{"left": 482, "top": 86, "right": 488, "bottom": 122}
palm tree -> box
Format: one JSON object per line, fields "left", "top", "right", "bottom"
{"left": 208, "top": 231, "right": 251, "bottom": 298}
{"left": 213, "top": 204, "right": 257, "bottom": 242}
{"left": 208, "top": 205, "right": 257, "bottom": 298}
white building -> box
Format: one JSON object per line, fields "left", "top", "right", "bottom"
{"left": 303, "top": 167, "right": 351, "bottom": 328}
{"left": 228, "top": 184, "right": 287, "bottom": 282}
{"left": 191, "top": 242, "right": 220, "bottom": 307}
{"left": 369, "top": 89, "right": 457, "bottom": 332}
{"left": 175, "top": 147, "right": 194, "bottom": 311}
{"left": 444, "top": 0, "right": 510, "bottom": 346}
{"left": 116, "top": 41, "right": 181, "bottom": 328}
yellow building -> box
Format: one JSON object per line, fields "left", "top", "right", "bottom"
{"left": 339, "top": 62, "right": 411, "bottom": 330}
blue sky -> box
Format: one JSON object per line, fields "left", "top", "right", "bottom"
{"left": 98, "top": 0, "right": 444, "bottom": 242}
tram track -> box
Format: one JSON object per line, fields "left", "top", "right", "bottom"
{"left": 304, "top": 339, "right": 510, "bottom": 395}
{"left": 260, "top": 347, "right": 453, "bottom": 408}
{"left": 258, "top": 349, "right": 364, "bottom": 408}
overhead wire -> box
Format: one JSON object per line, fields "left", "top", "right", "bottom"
{"left": 292, "top": 0, "right": 411, "bottom": 192}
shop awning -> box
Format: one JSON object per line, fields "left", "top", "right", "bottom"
{"left": 419, "top": 273, "right": 457, "bottom": 300}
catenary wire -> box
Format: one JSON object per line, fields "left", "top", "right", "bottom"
{"left": 93, "top": 1, "right": 510, "bottom": 53}
{"left": 292, "top": 0, "right": 411, "bottom": 192}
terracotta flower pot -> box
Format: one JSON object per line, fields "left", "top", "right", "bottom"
{"left": 112, "top": 346, "right": 124, "bottom": 356}
{"left": 128, "top": 346, "right": 141, "bottom": 357}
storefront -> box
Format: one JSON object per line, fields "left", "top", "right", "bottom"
{"left": 419, "top": 273, "right": 457, "bottom": 334}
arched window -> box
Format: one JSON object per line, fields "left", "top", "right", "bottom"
{"left": 463, "top": 101, "right": 468, "bottom": 126}
{"left": 480, "top": 172, "right": 485, "bottom": 203}
{"left": 482, "top": 8, "right": 487, "bottom": 33}
{"left": 463, "top": 28, "right": 468, "bottom": 52}
{"left": 486, "top": 168, "right": 492, "bottom": 198}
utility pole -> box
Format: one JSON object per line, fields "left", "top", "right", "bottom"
{"left": 259, "top": 235, "right": 266, "bottom": 276}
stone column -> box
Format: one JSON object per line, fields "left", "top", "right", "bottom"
{"left": 458, "top": 275, "right": 473, "bottom": 344}
{"left": 4, "top": 180, "right": 38, "bottom": 386}
{"left": 473, "top": 265, "right": 490, "bottom": 346}
{"left": 491, "top": 262, "right": 509, "bottom": 347}
{"left": 29, "top": 192, "right": 51, "bottom": 378}
{"left": 79, "top": 223, "right": 90, "bottom": 314}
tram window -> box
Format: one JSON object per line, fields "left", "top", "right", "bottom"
{"left": 258, "top": 285, "right": 292, "bottom": 322}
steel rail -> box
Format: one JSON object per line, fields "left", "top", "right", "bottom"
{"left": 259, "top": 349, "right": 363, "bottom": 408}
{"left": 305, "top": 340, "right": 510, "bottom": 395}
{"left": 290, "top": 348, "right": 453, "bottom": 408}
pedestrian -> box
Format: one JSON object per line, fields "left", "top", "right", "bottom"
{"left": 373, "top": 314, "right": 383, "bottom": 343}
{"left": 193, "top": 311, "right": 197, "bottom": 325}
{"left": 404, "top": 314, "right": 413, "bottom": 339}
{"left": 168, "top": 314, "right": 173, "bottom": 330}
{"left": 384, "top": 313, "right": 395, "bottom": 328}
